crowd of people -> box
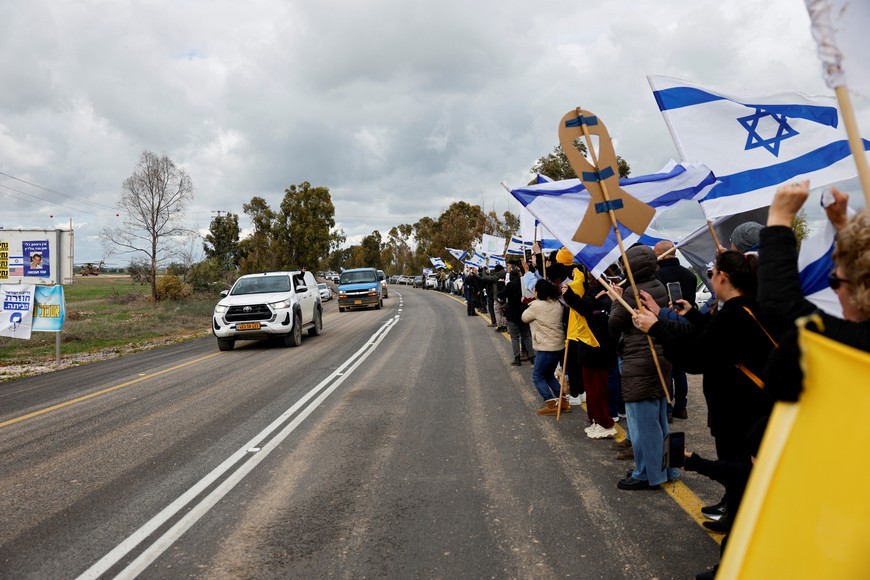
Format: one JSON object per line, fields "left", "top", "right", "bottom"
{"left": 456, "top": 182, "right": 870, "bottom": 579}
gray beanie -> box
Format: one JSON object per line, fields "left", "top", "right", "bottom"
{"left": 730, "top": 222, "right": 764, "bottom": 252}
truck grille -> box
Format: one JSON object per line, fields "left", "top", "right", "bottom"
{"left": 225, "top": 304, "right": 272, "bottom": 322}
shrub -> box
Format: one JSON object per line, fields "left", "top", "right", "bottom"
{"left": 155, "top": 274, "right": 191, "bottom": 301}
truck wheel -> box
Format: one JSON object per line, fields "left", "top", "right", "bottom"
{"left": 284, "top": 313, "right": 303, "bottom": 347}
{"left": 339, "top": 306, "right": 346, "bottom": 312}
{"left": 217, "top": 338, "right": 235, "bottom": 351}
{"left": 308, "top": 309, "right": 322, "bottom": 336}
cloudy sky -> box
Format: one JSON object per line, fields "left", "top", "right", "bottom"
{"left": 0, "top": 0, "right": 867, "bottom": 263}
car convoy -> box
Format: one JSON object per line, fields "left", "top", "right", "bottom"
{"left": 212, "top": 268, "right": 438, "bottom": 350}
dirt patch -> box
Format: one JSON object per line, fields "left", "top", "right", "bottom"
{"left": 0, "top": 332, "right": 209, "bottom": 382}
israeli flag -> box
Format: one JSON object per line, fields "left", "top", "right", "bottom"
{"left": 649, "top": 75, "right": 870, "bottom": 219}
{"left": 520, "top": 208, "right": 561, "bottom": 250}
{"left": 429, "top": 256, "right": 447, "bottom": 269}
{"left": 509, "top": 162, "right": 717, "bottom": 276}
{"left": 487, "top": 255, "right": 506, "bottom": 268}
{"left": 446, "top": 247, "right": 468, "bottom": 262}
{"left": 467, "top": 252, "right": 487, "bottom": 268}
{"left": 796, "top": 199, "right": 854, "bottom": 317}
{"left": 506, "top": 235, "right": 532, "bottom": 256}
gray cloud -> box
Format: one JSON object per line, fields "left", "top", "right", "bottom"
{"left": 0, "top": 0, "right": 866, "bottom": 261}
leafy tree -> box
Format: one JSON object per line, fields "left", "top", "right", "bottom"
{"left": 239, "top": 196, "right": 277, "bottom": 274}
{"left": 793, "top": 209, "right": 811, "bottom": 249}
{"left": 531, "top": 142, "right": 631, "bottom": 182}
{"left": 274, "top": 181, "right": 337, "bottom": 270}
{"left": 485, "top": 210, "right": 520, "bottom": 241}
{"left": 204, "top": 212, "right": 241, "bottom": 272}
{"left": 102, "top": 150, "right": 194, "bottom": 300}
{"left": 359, "top": 230, "right": 383, "bottom": 268}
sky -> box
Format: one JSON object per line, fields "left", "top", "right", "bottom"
{"left": 0, "top": 0, "right": 867, "bottom": 264}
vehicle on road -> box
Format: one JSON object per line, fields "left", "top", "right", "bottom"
{"left": 452, "top": 277, "right": 464, "bottom": 295}
{"left": 318, "top": 283, "right": 333, "bottom": 301}
{"left": 377, "top": 269, "right": 389, "bottom": 299}
{"left": 425, "top": 274, "right": 438, "bottom": 289}
{"left": 413, "top": 275, "right": 424, "bottom": 288}
{"left": 338, "top": 267, "right": 383, "bottom": 312}
{"left": 212, "top": 271, "right": 322, "bottom": 351}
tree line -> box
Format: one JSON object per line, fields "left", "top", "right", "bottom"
{"left": 101, "top": 142, "right": 627, "bottom": 300}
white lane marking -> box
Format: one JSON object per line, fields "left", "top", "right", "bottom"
{"left": 77, "top": 317, "right": 400, "bottom": 580}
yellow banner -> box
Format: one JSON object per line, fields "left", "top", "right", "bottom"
{"left": 719, "top": 328, "right": 870, "bottom": 578}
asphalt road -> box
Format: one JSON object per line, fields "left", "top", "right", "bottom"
{"left": 0, "top": 286, "right": 723, "bottom": 579}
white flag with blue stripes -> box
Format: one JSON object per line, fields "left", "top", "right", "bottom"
{"left": 649, "top": 75, "right": 869, "bottom": 220}
{"left": 506, "top": 235, "right": 532, "bottom": 256}
{"left": 508, "top": 162, "right": 717, "bottom": 276}
{"left": 429, "top": 256, "right": 447, "bottom": 269}
{"left": 446, "top": 247, "right": 468, "bottom": 263}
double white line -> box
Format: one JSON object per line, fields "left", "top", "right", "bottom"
{"left": 79, "top": 315, "right": 401, "bottom": 579}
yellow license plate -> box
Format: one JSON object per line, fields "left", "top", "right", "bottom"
{"left": 237, "top": 322, "right": 261, "bottom": 331}
{"left": 354, "top": 300, "right": 362, "bottom": 304}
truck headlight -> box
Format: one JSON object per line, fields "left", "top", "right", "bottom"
{"left": 214, "top": 304, "right": 228, "bottom": 313}
{"left": 269, "top": 299, "right": 292, "bottom": 309}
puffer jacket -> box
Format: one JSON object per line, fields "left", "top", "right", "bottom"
{"left": 608, "top": 245, "right": 672, "bottom": 402}
{"left": 521, "top": 298, "right": 566, "bottom": 352}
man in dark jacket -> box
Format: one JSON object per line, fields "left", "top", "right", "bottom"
{"left": 480, "top": 265, "right": 506, "bottom": 327}
{"left": 654, "top": 240, "right": 697, "bottom": 420}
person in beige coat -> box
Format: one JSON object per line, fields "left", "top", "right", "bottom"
{"left": 521, "top": 279, "right": 569, "bottom": 415}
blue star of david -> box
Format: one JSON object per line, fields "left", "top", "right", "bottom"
{"left": 737, "top": 108, "right": 799, "bottom": 157}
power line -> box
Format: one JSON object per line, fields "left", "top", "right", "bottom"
{"left": 0, "top": 169, "right": 117, "bottom": 211}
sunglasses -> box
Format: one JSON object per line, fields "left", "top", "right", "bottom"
{"left": 828, "top": 273, "right": 850, "bottom": 290}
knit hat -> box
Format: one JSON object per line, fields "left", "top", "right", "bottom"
{"left": 730, "top": 222, "right": 764, "bottom": 252}
{"left": 556, "top": 246, "right": 575, "bottom": 266}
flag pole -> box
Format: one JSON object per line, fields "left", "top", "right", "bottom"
{"left": 556, "top": 338, "right": 570, "bottom": 421}
{"left": 575, "top": 107, "right": 671, "bottom": 403}
{"left": 835, "top": 86, "right": 870, "bottom": 207}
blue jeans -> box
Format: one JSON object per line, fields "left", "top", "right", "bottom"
{"left": 625, "top": 397, "right": 678, "bottom": 486}
{"left": 531, "top": 349, "right": 563, "bottom": 401}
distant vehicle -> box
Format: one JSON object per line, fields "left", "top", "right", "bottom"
{"left": 413, "top": 275, "right": 424, "bottom": 288}
{"left": 696, "top": 282, "right": 712, "bottom": 310}
{"left": 338, "top": 267, "right": 383, "bottom": 312}
{"left": 212, "top": 271, "right": 322, "bottom": 351}
{"left": 317, "top": 282, "right": 333, "bottom": 301}
{"left": 377, "top": 269, "right": 389, "bottom": 299}
{"left": 425, "top": 274, "right": 438, "bottom": 289}
{"left": 452, "top": 277, "right": 464, "bottom": 295}
{"left": 397, "top": 275, "right": 410, "bottom": 285}
{"left": 79, "top": 261, "right": 104, "bottom": 276}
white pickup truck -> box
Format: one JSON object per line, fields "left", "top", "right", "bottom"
{"left": 212, "top": 270, "right": 322, "bottom": 351}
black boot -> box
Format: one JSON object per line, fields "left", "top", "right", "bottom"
{"left": 511, "top": 356, "right": 521, "bottom": 366}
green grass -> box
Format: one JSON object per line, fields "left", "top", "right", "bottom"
{"left": 0, "top": 275, "right": 217, "bottom": 364}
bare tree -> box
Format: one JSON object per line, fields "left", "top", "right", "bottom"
{"left": 102, "top": 150, "right": 194, "bottom": 300}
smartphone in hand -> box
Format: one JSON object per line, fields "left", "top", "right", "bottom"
{"left": 666, "top": 282, "right": 683, "bottom": 305}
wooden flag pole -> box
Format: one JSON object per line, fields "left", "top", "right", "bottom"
{"left": 556, "top": 338, "right": 571, "bottom": 421}
{"left": 573, "top": 107, "right": 670, "bottom": 403}
{"left": 835, "top": 86, "right": 870, "bottom": 208}
{"left": 706, "top": 220, "right": 723, "bottom": 251}
{"left": 597, "top": 274, "right": 671, "bottom": 405}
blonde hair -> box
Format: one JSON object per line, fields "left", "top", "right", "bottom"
{"left": 832, "top": 210, "right": 870, "bottom": 312}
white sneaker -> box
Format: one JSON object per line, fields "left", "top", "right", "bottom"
{"left": 586, "top": 423, "right": 606, "bottom": 439}
{"left": 567, "top": 395, "right": 585, "bottom": 407}
{"left": 578, "top": 392, "right": 587, "bottom": 404}
{"left": 612, "top": 416, "right": 620, "bottom": 423}
{"left": 591, "top": 425, "right": 618, "bottom": 439}
{"left": 584, "top": 422, "right": 598, "bottom": 433}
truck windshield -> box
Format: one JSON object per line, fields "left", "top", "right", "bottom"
{"left": 340, "top": 271, "right": 376, "bottom": 284}
{"left": 231, "top": 276, "right": 290, "bottom": 295}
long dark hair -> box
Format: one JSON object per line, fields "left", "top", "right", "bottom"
{"left": 715, "top": 251, "right": 759, "bottom": 297}
{"left": 534, "top": 278, "right": 561, "bottom": 301}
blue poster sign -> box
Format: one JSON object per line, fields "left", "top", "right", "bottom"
{"left": 23, "top": 240, "right": 50, "bottom": 278}
{"left": 32, "top": 285, "right": 65, "bottom": 332}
